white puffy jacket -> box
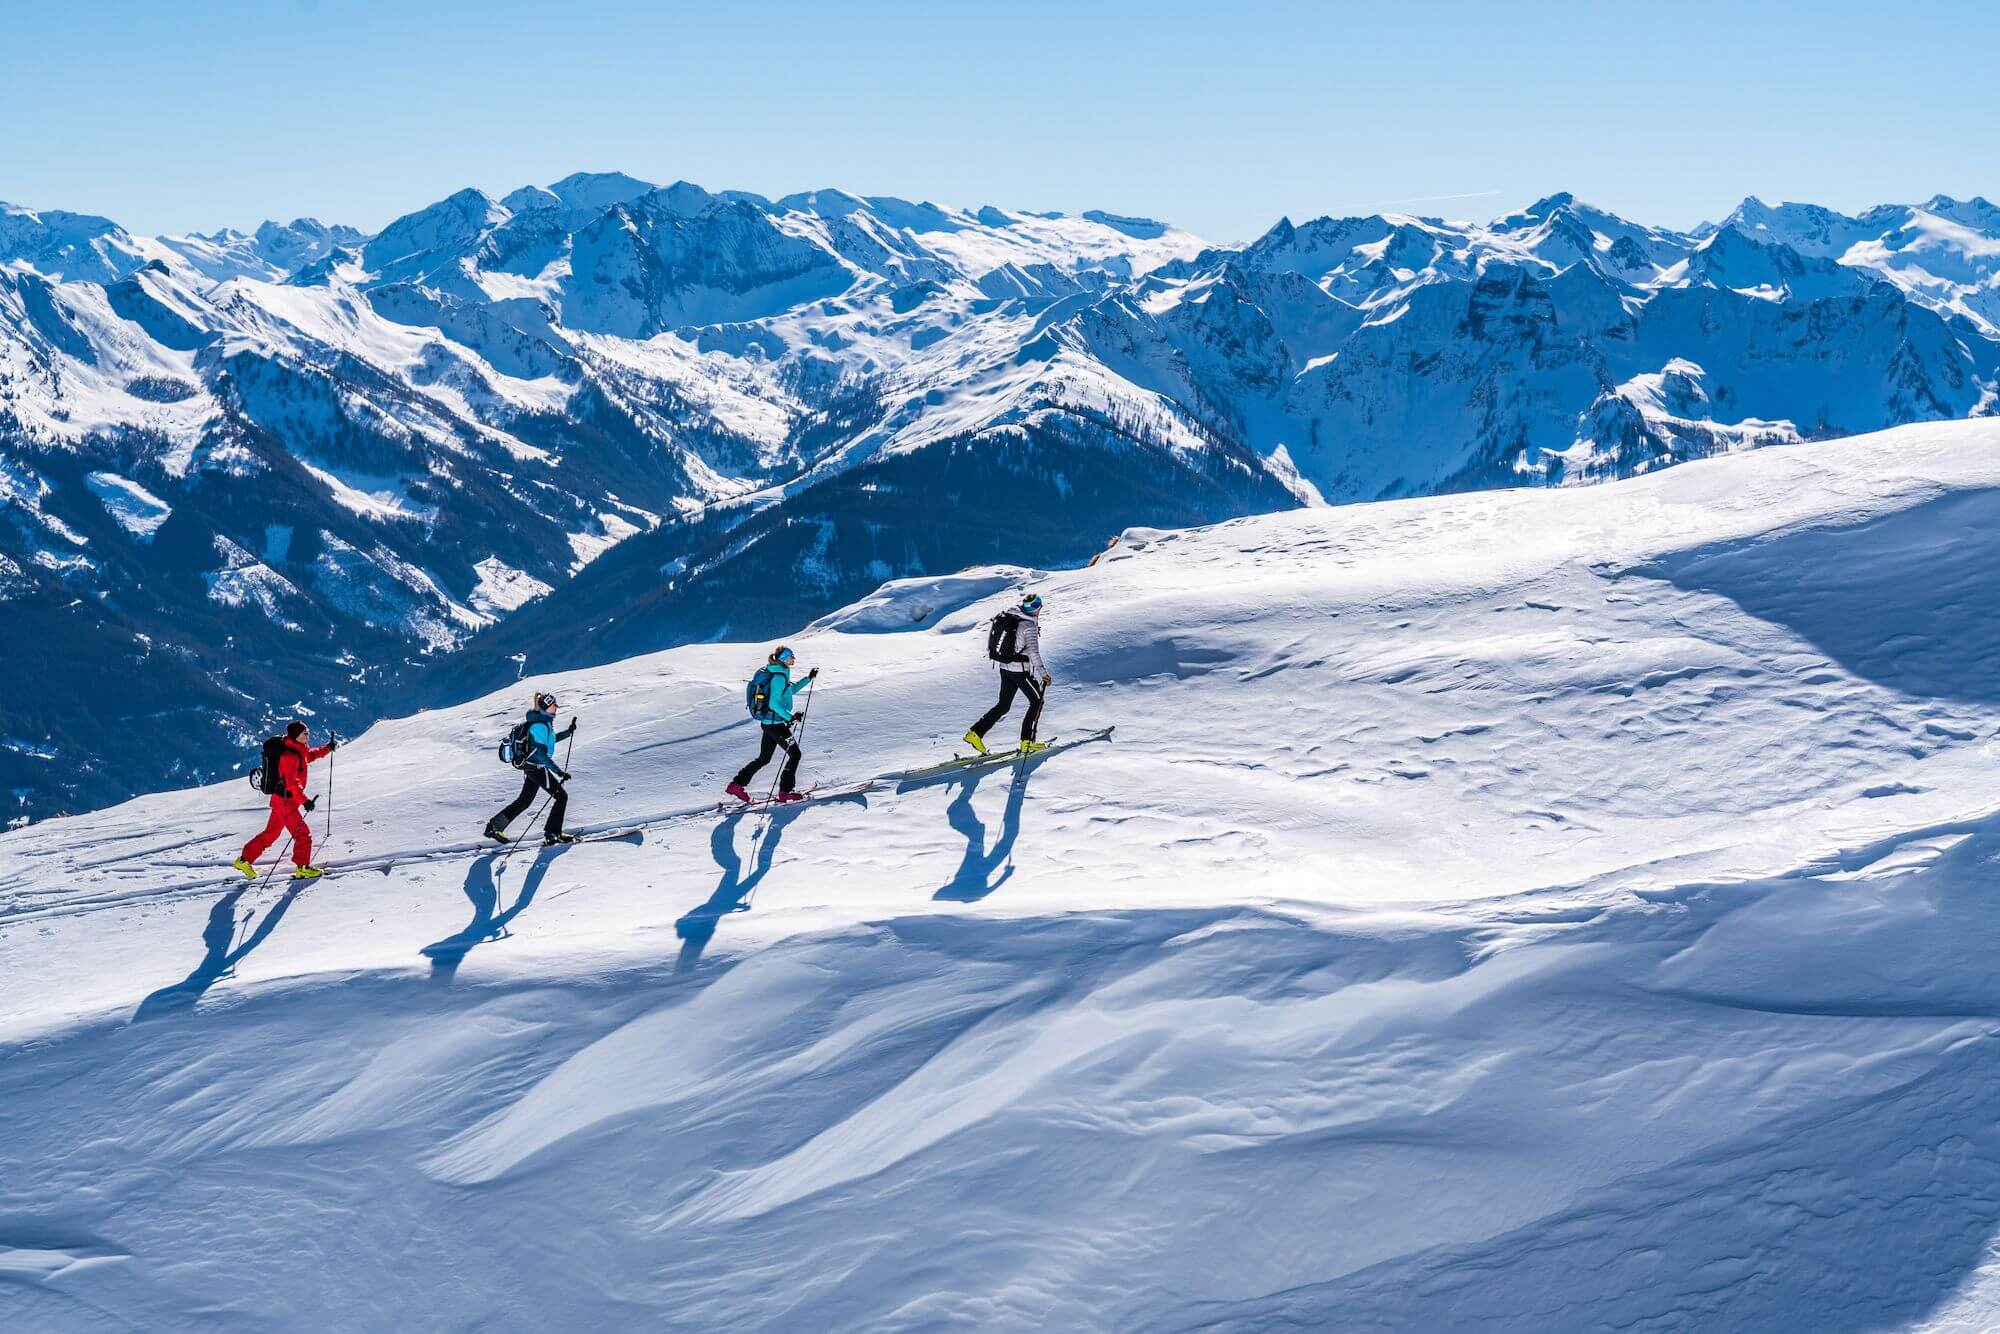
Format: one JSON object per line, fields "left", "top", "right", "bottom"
{"left": 1001, "top": 612, "right": 1047, "bottom": 678}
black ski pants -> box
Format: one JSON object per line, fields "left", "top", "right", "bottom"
{"left": 494, "top": 764, "right": 567, "bottom": 839}
{"left": 972, "top": 671, "right": 1045, "bottom": 743}
{"left": 735, "top": 721, "right": 802, "bottom": 791}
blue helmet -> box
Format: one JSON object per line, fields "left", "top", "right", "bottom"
{"left": 1021, "top": 593, "right": 1044, "bottom": 616}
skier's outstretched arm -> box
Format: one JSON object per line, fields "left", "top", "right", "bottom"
{"left": 1023, "top": 622, "right": 1048, "bottom": 679}
{"left": 780, "top": 672, "right": 813, "bottom": 715}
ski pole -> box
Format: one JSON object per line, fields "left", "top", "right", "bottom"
{"left": 765, "top": 675, "right": 816, "bottom": 802}
{"left": 792, "top": 674, "right": 819, "bottom": 764}
{"left": 258, "top": 836, "right": 292, "bottom": 891}
{"left": 325, "top": 734, "right": 335, "bottom": 849}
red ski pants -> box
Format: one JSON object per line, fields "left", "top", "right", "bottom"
{"left": 243, "top": 795, "right": 312, "bottom": 867}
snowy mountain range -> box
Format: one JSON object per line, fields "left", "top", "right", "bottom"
{"left": 4, "top": 177, "right": 1998, "bottom": 819}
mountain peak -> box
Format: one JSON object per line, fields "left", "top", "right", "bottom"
{"left": 439, "top": 186, "right": 497, "bottom": 210}
{"left": 777, "top": 188, "right": 870, "bottom": 218}
{"left": 254, "top": 217, "right": 357, "bottom": 243}
{"left": 641, "top": 180, "right": 721, "bottom": 217}
{"left": 1254, "top": 216, "right": 1297, "bottom": 247}
{"left": 0, "top": 200, "right": 125, "bottom": 234}
{"left": 362, "top": 187, "right": 506, "bottom": 271}
{"left": 1488, "top": 192, "right": 1583, "bottom": 229}
{"left": 1921, "top": 193, "right": 2000, "bottom": 225}
{"left": 501, "top": 173, "right": 663, "bottom": 218}
{"left": 550, "top": 169, "right": 655, "bottom": 193}
{"left": 1490, "top": 192, "right": 1596, "bottom": 236}
{"left": 542, "top": 171, "right": 659, "bottom": 212}
{"left": 0, "top": 198, "right": 149, "bottom": 283}
{"left": 499, "top": 184, "right": 561, "bottom": 214}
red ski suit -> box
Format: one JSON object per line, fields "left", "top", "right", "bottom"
{"left": 242, "top": 736, "right": 332, "bottom": 868}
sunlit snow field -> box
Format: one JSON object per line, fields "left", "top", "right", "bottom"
{"left": 6, "top": 420, "right": 2000, "bottom": 1330}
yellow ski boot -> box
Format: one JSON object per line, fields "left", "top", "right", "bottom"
{"left": 231, "top": 856, "right": 257, "bottom": 880}
{"left": 963, "top": 730, "right": 989, "bottom": 756}
{"left": 291, "top": 865, "right": 326, "bottom": 880}
{"left": 1018, "top": 739, "right": 1049, "bottom": 755}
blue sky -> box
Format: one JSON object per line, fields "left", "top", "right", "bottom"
{"left": 4, "top": 0, "right": 1994, "bottom": 242}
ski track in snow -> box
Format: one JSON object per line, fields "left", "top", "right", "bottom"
{"left": 6, "top": 420, "right": 2000, "bottom": 1329}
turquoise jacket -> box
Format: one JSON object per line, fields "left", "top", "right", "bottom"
{"left": 756, "top": 664, "right": 809, "bottom": 723}
{"left": 522, "top": 708, "right": 571, "bottom": 770}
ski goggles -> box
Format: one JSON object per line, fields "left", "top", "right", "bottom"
{"left": 773, "top": 646, "right": 796, "bottom": 665}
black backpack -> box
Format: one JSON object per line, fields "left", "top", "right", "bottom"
{"left": 249, "top": 735, "right": 288, "bottom": 796}
{"left": 498, "top": 720, "right": 535, "bottom": 769}
{"left": 988, "top": 610, "right": 1023, "bottom": 663}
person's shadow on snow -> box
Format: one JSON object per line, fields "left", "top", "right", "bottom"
{"left": 675, "top": 805, "right": 805, "bottom": 973}
{"left": 423, "top": 843, "right": 573, "bottom": 982}
{"left": 935, "top": 763, "right": 1032, "bottom": 903}
{"left": 132, "top": 883, "right": 306, "bottom": 1021}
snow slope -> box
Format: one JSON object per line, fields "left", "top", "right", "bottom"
{"left": 6, "top": 420, "right": 2000, "bottom": 1329}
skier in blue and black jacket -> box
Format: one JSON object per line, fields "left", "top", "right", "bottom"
{"left": 487, "top": 692, "right": 579, "bottom": 844}
{"left": 728, "top": 646, "right": 817, "bottom": 803}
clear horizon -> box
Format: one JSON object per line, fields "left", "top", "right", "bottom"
{"left": 4, "top": 0, "right": 1995, "bottom": 244}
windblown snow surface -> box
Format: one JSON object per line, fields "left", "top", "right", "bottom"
{"left": 7, "top": 419, "right": 2000, "bottom": 1331}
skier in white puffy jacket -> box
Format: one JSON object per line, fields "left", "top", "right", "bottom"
{"left": 965, "top": 592, "right": 1050, "bottom": 755}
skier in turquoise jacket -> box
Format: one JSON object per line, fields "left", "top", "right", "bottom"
{"left": 728, "top": 646, "right": 817, "bottom": 803}
{"left": 486, "top": 692, "right": 578, "bottom": 844}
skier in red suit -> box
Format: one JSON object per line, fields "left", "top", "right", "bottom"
{"left": 233, "top": 721, "right": 337, "bottom": 880}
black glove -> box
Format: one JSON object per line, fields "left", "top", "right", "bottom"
{"left": 1041, "top": 673, "right": 1053, "bottom": 688}
{"left": 559, "top": 721, "right": 577, "bottom": 740}
{"left": 556, "top": 768, "right": 572, "bottom": 782}
{"left": 304, "top": 796, "right": 318, "bottom": 812}
{"left": 808, "top": 667, "right": 819, "bottom": 679}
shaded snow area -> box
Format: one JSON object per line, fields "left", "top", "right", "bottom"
{"left": 7, "top": 419, "right": 2000, "bottom": 1330}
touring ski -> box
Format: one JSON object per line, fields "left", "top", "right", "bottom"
{"left": 723, "top": 779, "right": 879, "bottom": 814}
{"left": 517, "top": 826, "right": 644, "bottom": 850}
{"left": 891, "top": 726, "right": 1115, "bottom": 784}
